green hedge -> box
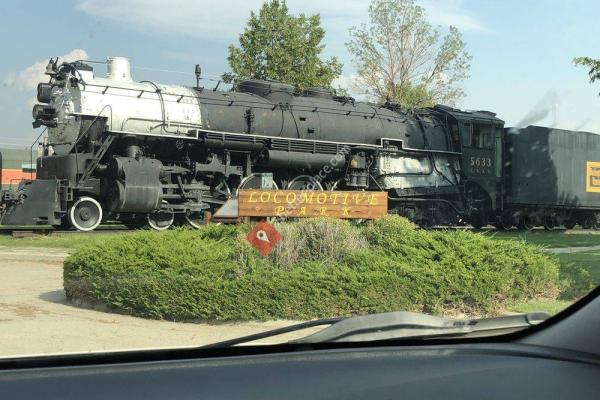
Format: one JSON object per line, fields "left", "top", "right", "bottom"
{"left": 64, "top": 216, "right": 564, "bottom": 321}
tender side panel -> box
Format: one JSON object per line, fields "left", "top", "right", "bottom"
{"left": 506, "top": 126, "right": 600, "bottom": 208}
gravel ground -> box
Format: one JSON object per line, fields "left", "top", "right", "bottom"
{"left": 0, "top": 246, "right": 319, "bottom": 358}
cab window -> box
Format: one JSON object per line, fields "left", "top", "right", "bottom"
{"left": 460, "top": 122, "right": 472, "bottom": 146}
{"left": 472, "top": 124, "right": 493, "bottom": 148}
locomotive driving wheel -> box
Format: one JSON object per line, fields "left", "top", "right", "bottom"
{"left": 329, "top": 178, "right": 347, "bottom": 191}
{"left": 180, "top": 176, "right": 232, "bottom": 229}
{"left": 211, "top": 176, "right": 232, "bottom": 199}
{"left": 237, "top": 174, "right": 279, "bottom": 191}
{"left": 147, "top": 201, "right": 174, "bottom": 231}
{"left": 237, "top": 174, "right": 280, "bottom": 222}
{"left": 68, "top": 197, "right": 103, "bottom": 232}
{"left": 286, "top": 175, "right": 323, "bottom": 190}
{"left": 184, "top": 209, "right": 206, "bottom": 229}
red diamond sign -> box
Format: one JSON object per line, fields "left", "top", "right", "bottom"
{"left": 246, "top": 220, "right": 282, "bottom": 256}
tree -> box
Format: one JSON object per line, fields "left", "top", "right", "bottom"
{"left": 346, "top": 0, "right": 471, "bottom": 108}
{"left": 574, "top": 57, "right": 600, "bottom": 94}
{"left": 225, "top": 0, "right": 342, "bottom": 93}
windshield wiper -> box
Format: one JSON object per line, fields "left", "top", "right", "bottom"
{"left": 201, "top": 311, "right": 549, "bottom": 348}
{"left": 201, "top": 318, "right": 342, "bottom": 348}
{"left": 292, "top": 311, "right": 549, "bottom": 344}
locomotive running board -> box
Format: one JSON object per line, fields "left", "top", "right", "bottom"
{"left": 192, "top": 128, "right": 463, "bottom": 156}
{"left": 104, "top": 126, "right": 462, "bottom": 156}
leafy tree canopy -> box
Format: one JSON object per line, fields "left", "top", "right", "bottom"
{"left": 225, "top": 0, "right": 342, "bottom": 93}
{"left": 346, "top": 0, "right": 471, "bottom": 108}
{"left": 574, "top": 57, "right": 600, "bottom": 94}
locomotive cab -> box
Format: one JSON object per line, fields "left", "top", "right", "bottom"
{"left": 433, "top": 105, "right": 505, "bottom": 228}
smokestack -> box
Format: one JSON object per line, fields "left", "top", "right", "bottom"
{"left": 106, "top": 57, "right": 132, "bottom": 82}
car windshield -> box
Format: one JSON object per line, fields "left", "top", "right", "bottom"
{"left": 0, "top": 0, "right": 599, "bottom": 357}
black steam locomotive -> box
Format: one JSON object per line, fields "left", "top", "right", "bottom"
{"left": 1, "top": 57, "right": 599, "bottom": 231}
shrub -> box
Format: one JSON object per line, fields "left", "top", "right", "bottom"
{"left": 64, "top": 216, "right": 563, "bottom": 321}
{"left": 264, "top": 218, "right": 367, "bottom": 269}
{"left": 558, "top": 262, "right": 594, "bottom": 300}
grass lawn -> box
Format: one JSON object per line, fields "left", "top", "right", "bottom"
{"left": 558, "top": 250, "right": 600, "bottom": 284}
{"left": 508, "top": 299, "right": 573, "bottom": 315}
{"left": 0, "top": 231, "right": 130, "bottom": 250}
{"left": 486, "top": 229, "right": 600, "bottom": 248}
{"left": 506, "top": 246, "right": 600, "bottom": 316}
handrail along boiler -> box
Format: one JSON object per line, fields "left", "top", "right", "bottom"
{"left": 1, "top": 56, "right": 599, "bottom": 230}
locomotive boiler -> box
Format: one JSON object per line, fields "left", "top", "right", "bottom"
{"left": 0, "top": 56, "right": 515, "bottom": 230}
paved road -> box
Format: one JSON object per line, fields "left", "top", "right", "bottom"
{"left": 0, "top": 247, "right": 320, "bottom": 358}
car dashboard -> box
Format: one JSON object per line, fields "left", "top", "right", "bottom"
{"left": 1, "top": 342, "right": 598, "bottom": 400}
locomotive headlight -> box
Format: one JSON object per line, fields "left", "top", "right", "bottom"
{"left": 37, "top": 83, "right": 53, "bottom": 104}
{"left": 32, "top": 104, "right": 58, "bottom": 128}
{"left": 32, "top": 104, "right": 44, "bottom": 119}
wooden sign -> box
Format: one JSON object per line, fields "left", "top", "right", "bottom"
{"left": 238, "top": 190, "right": 388, "bottom": 219}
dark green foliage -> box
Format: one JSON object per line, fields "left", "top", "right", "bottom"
{"left": 64, "top": 217, "right": 564, "bottom": 321}
{"left": 574, "top": 56, "right": 600, "bottom": 95}
{"left": 574, "top": 57, "right": 600, "bottom": 83}
{"left": 224, "top": 0, "right": 342, "bottom": 93}
{"left": 558, "top": 261, "right": 595, "bottom": 300}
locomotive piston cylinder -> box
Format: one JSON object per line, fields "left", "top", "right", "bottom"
{"left": 105, "top": 157, "right": 163, "bottom": 212}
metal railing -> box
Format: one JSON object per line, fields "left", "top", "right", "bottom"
{"left": 29, "top": 127, "right": 48, "bottom": 179}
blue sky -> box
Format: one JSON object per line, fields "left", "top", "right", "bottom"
{"left": 1, "top": 0, "right": 599, "bottom": 147}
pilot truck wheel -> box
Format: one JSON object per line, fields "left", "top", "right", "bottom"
{"left": 68, "top": 197, "right": 103, "bottom": 232}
